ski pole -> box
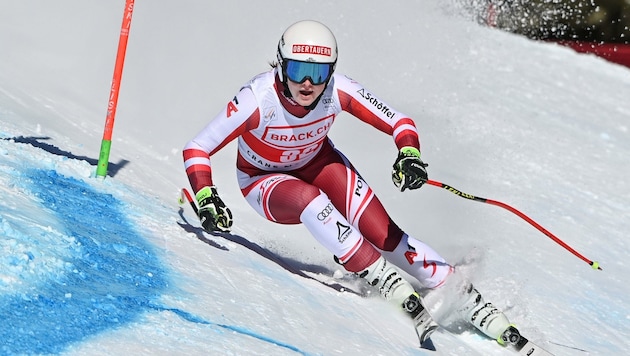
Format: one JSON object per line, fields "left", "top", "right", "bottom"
{"left": 425, "top": 179, "right": 602, "bottom": 271}
{"left": 179, "top": 188, "right": 199, "bottom": 215}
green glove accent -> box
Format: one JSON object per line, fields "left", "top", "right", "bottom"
{"left": 400, "top": 146, "right": 421, "bottom": 158}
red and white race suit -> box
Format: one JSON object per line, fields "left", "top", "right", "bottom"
{"left": 183, "top": 69, "right": 451, "bottom": 288}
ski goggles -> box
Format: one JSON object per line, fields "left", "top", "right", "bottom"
{"left": 283, "top": 60, "right": 334, "bottom": 85}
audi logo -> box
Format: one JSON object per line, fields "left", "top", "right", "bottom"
{"left": 317, "top": 203, "right": 334, "bottom": 221}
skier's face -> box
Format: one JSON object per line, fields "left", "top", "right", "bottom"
{"left": 286, "top": 78, "right": 325, "bottom": 106}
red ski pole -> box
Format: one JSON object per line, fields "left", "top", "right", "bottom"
{"left": 425, "top": 179, "right": 602, "bottom": 271}
{"left": 179, "top": 188, "right": 199, "bottom": 215}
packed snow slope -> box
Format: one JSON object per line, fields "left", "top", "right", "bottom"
{"left": 1, "top": 1, "right": 629, "bottom": 355}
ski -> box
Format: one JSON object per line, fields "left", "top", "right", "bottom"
{"left": 509, "top": 334, "right": 554, "bottom": 356}
{"left": 404, "top": 310, "right": 554, "bottom": 355}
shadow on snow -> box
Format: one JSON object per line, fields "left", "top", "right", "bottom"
{"left": 3, "top": 136, "right": 129, "bottom": 177}
{"left": 176, "top": 209, "right": 363, "bottom": 296}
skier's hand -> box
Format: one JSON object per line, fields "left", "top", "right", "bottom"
{"left": 392, "top": 147, "right": 428, "bottom": 192}
{"left": 196, "top": 186, "right": 233, "bottom": 233}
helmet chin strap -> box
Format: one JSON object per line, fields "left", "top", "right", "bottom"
{"left": 282, "top": 79, "right": 292, "bottom": 98}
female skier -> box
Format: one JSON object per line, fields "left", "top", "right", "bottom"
{"left": 183, "top": 20, "right": 519, "bottom": 346}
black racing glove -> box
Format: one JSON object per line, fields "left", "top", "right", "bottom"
{"left": 196, "top": 186, "right": 233, "bottom": 233}
{"left": 392, "top": 147, "right": 428, "bottom": 192}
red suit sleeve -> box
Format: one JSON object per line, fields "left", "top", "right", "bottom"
{"left": 334, "top": 75, "right": 420, "bottom": 151}
{"left": 183, "top": 87, "right": 260, "bottom": 193}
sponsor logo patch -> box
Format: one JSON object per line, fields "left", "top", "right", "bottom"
{"left": 317, "top": 203, "right": 334, "bottom": 221}
{"left": 356, "top": 88, "right": 395, "bottom": 119}
{"left": 262, "top": 114, "right": 334, "bottom": 147}
{"left": 292, "top": 44, "right": 332, "bottom": 57}
{"left": 337, "top": 221, "right": 352, "bottom": 243}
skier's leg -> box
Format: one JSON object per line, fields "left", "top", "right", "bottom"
{"left": 299, "top": 147, "right": 453, "bottom": 287}
{"left": 240, "top": 171, "right": 439, "bottom": 343}
{"left": 382, "top": 232, "right": 513, "bottom": 341}
{"left": 279, "top": 181, "right": 440, "bottom": 343}
{"left": 381, "top": 233, "right": 453, "bottom": 288}
{"left": 297, "top": 188, "right": 417, "bottom": 306}
{"left": 240, "top": 173, "right": 419, "bottom": 306}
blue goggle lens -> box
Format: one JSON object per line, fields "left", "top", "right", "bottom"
{"left": 284, "top": 60, "right": 333, "bottom": 85}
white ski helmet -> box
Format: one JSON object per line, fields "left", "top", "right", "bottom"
{"left": 277, "top": 20, "right": 338, "bottom": 85}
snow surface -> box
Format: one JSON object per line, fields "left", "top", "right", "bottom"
{"left": 1, "top": 1, "right": 629, "bottom": 355}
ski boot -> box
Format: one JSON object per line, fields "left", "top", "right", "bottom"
{"left": 457, "top": 283, "right": 512, "bottom": 341}
{"left": 358, "top": 255, "right": 416, "bottom": 305}
{"left": 359, "top": 256, "right": 439, "bottom": 346}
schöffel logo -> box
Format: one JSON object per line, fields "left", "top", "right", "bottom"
{"left": 292, "top": 44, "right": 332, "bottom": 56}
{"left": 356, "top": 88, "right": 395, "bottom": 119}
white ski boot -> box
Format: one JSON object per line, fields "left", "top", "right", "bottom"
{"left": 359, "top": 256, "right": 439, "bottom": 345}
{"left": 358, "top": 255, "right": 415, "bottom": 304}
{"left": 457, "top": 283, "right": 512, "bottom": 342}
